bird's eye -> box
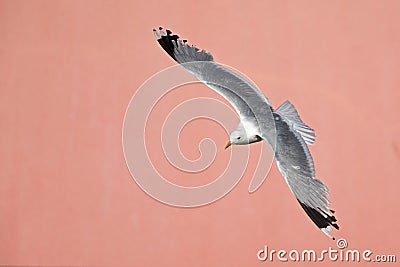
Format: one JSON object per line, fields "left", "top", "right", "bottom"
{"left": 237, "top": 137, "right": 241, "bottom": 140}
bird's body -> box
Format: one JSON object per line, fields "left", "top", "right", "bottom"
{"left": 153, "top": 27, "right": 339, "bottom": 239}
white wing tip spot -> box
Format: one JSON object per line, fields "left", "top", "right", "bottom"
{"left": 321, "top": 226, "right": 334, "bottom": 240}
{"left": 153, "top": 29, "right": 161, "bottom": 40}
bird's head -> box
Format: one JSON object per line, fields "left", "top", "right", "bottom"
{"left": 224, "top": 122, "right": 262, "bottom": 149}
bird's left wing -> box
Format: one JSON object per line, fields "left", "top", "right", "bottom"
{"left": 273, "top": 112, "right": 339, "bottom": 239}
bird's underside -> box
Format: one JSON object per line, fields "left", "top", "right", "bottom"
{"left": 153, "top": 27, "right": 339, "bottom": 239}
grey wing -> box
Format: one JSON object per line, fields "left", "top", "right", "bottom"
{"left": 273, "top": 112, "right": 339, "bottom": 239}
{"left": 153, "top": 28, "right": 275, "bottom": 139}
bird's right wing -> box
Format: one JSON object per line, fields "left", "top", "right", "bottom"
{"left": 273, "top": 112, "right": 339, "bottom": 239}
{"left": 153, "top": 27, "right": 214, "bottom": 63}
{"left": 153, "top": 27, "right": 275, "bottom": 142}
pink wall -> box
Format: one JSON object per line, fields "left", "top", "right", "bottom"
{"left": 1, "top": 0, "right": 399, "bottom": 266}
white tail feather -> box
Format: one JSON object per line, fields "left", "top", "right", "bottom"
{"left": 275, "top": 100, "right": 316, "bottom": 145}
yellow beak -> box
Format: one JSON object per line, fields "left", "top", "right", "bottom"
{"left": 224, "top": 141, "right": 232, "bottom": 149}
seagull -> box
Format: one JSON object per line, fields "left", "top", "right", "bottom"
{"left": 153, "top": 27, "right": 339, "bottom": 239}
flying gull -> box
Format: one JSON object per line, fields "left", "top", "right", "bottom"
{"left": 153, "top": 27, "right": 339, "bottom": 239}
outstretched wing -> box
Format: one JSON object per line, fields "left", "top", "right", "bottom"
{"left": 153, "top": 27, "right": 276, "bottom": 142}
{"left": 273, "top": 112, "right": 339, "bottom": 239}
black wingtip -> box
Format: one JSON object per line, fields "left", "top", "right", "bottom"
{"left": 154, "top": 27, "right": 180, "bottom": 61}
{"left": 298, "top": 201, "right": 339, "bottom": 231}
